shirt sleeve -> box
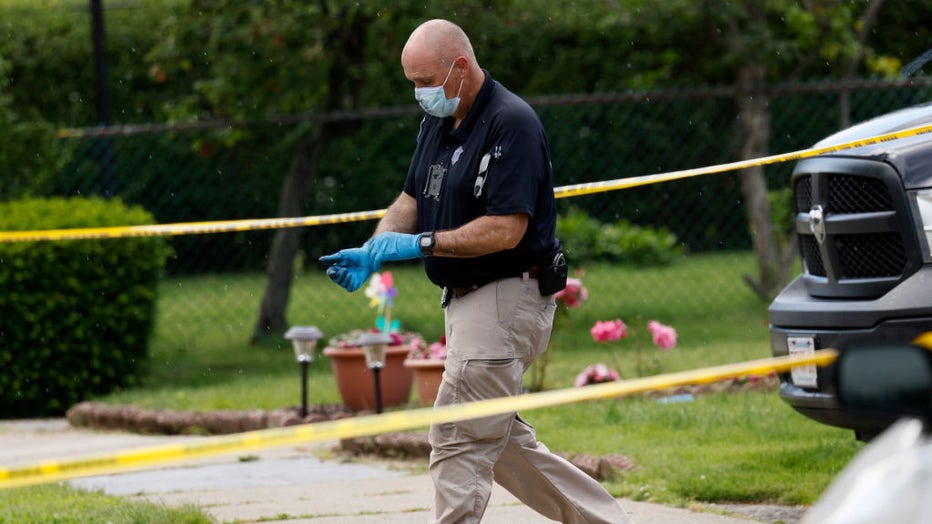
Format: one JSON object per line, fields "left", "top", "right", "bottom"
{"left": 403, "top": 116, "right": 431, "bottom": 198}
{"left": 483, "top": 106, "right": 548, "bottom": 218}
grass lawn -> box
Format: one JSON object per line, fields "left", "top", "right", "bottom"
{"left": 0, "top": 483, "right": 211, "bottom": 524}
{"left": 4, "top": 251, "right": 864, "bottom": 521}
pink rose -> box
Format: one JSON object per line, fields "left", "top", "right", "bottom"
{"left": 555, "top": 278, "right": 588, "bottom": 308}
{"left": 428, "top": 341, "right": 447, "bottom": 360}
{"left": 575, "top": 363, "right": 620, "bottom": 387}
{"left": 590, "top": 319, "right": 627, "bottom": 342}
{"left": 574, "top": 368, "right": 589, "bottom": 387}
{"left": 409, "top": 336, "right": 425, "bottom": 351}
{"left": 647, "top": 320, "right": 677, "bottom": 350}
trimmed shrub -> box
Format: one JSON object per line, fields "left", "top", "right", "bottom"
{"left": 596, "top": 220, "right": 682, "bottom": 267}
{"left": 0, "top": 197, "right": 169, "bottom": 417}
{"left": 556, "top": 207, "right": 603, "bottom": 264}
{"left": 557, "top": 206, "right": 682, "bottom": 267}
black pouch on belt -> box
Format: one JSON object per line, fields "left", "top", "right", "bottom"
{"left": 538, "top": 249, "right": 568, "bottom": 295}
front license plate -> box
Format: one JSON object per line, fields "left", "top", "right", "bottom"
{"left": 787, "top": 336, "right": 818, "bottom": 388}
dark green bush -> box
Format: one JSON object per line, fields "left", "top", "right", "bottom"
{"left": 0, "top": 60, "right": 67, "bottom": 201}
{"left": 557, "top": 206, "right": 681, "bottom": 267}
{"left": 596, "top": 220, "right": 682, "bottom": 266}
{"left": 555, "top": 207, "right": 603, "bottom": 264}
{"left": 0, "top": 197, "right": 169, "bottom": 417}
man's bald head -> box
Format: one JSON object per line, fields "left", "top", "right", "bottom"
{"left": 401, "top": 19, "right": 485, "bottom": 125}
{"left": 403, "top": 19, "right": 477, "bottom": 67}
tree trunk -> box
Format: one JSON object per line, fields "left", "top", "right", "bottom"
{"left": 250, "top": 7, "right": 373, "bottom": 343}
{"left": 839, "top": 0, "right": 885, "bottom": 128}
{"left": 251, "top": 125, "right": 325, "bottom": 342}
{"left": 736, "top": 65, "right": 788, "bottom": 302}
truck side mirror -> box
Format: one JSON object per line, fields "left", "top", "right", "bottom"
{"left": 835, "top": 339, "right": 932, "bottom": 419}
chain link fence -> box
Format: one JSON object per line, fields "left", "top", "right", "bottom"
{"left": 38, "top": 79, "right": 932, "bottom": 348}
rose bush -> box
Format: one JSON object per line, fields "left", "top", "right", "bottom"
{"left": 582, "top": 318, "right": 678, "bottom": 380}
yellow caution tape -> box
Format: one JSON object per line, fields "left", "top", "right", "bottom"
{"left": 0, "top": 349, "right": 836, "bottom": 489}
{"left": 0, "top": 210, "right": 387, "bottom": 243}
{"left": 1, "top": 123, "right": 930, "bottom": 243}
{"left": 912, "top": 331, "right": 932, "bottom": 350}
{"left": 553, "top": 122, "right": 932, "bottom": 199}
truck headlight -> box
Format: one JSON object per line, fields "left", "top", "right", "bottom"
{"left": 910, "top": 189, "right": 932, "bottom": 263}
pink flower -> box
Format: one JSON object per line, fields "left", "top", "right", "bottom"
{"left": 555, "top": 278, "right": 588, "bottom": 308}
{"left": 647, "top": 320, "right": 677, "bottom": 350}
{"left": 428, "top": 341, "right": 447, "bottom": 360}
{"left": 590, "top": 319, "right": 627, "bottom": 342}
{"left": 574, "top": 363, "right": 620, "bottom": 387}
{"left": 408, "top": 334, "right": 447, "bottom": 360}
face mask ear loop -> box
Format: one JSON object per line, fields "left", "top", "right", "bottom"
{"left": 439, "top": 60, "right": 458, "bottom": 94}
{"left": 453, "top": 73, "right": 464, "bottom": 99}
{"left": 442, "top": 60, "right": 455, "bottom": 81}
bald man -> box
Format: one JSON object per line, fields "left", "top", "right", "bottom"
{"left": 321, "top": 19, "right": 631, "bottom": 523}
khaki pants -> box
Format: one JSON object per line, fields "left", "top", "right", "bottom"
{"left": 429, "top": 276, "right": 631, "bottom": 523}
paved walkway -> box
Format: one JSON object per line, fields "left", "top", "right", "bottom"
{"left": 0, "top": 419, "right": 782, "bottom": 523}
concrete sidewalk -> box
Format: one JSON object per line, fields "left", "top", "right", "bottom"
{"left": 0, "top": 419, "right": 787, "bottom": 523}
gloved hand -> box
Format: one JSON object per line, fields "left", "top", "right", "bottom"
{"left": 319, "top": 246, "right": 374, "bottom": 292}
{"left": 364, "top": 232, "right": 424, "bottom": 269}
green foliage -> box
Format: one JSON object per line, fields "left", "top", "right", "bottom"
{"left": 142, "top": 0, "right": 442, "bottom": 121}
{"left": 554, "top": 207, "right": 602, "bottom": 263}
{"left": 768, "top": 186, "right": 795, "bottom": 242}
{"left": 1, "top": 0, "right": 928, "bottom": 274}
{"left": 557, "top": 207, "right": 681, "bottom": 267}
{"left": 0, "top": 104, "right": 62, "bottom": 200}
{"left": 0, "top": 483, "right": 213, "bottom": 524}
{"left": 0, "top": 59, "right": 69, "bottom": 200}
{"left": 0, "top": 0, "right": 184, "bottom": 127}
{"left": 597, "top": 220, "right": 682, "bottom": 266}
{"left": 0, "top": 197, "right": 169, "bottom": 416}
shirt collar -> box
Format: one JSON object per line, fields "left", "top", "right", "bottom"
{"left": 447, "top": 70, "right": 494, "bottom": 140}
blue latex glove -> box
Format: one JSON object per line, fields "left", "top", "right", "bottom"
{"left": 364, "top": 232, "right": 424, "bottom": 269}
{"left": 319, "top": 246, "right": 374, "bottom": 292}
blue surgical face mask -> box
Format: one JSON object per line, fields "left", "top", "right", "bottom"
{"left": 414, "top": 62, "right": 464, "bottom": 118}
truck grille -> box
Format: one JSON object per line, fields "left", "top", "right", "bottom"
{"left": 835, "top": 233, "right": 906, "bottom": 278}
{"left": 826, "top": 176, "right": 893, "bottom": 213}
{"left": 794, "top": 169, "right": 911, "bottom": 298}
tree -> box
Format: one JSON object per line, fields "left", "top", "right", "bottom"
{"left": 492, "top": 1, "right": 897, "bottom": 300}
{"left": 141, "top": 0, "right": 905, "bottom": 330}
{"left": 144, "top": 0, "right": 436, "bottom": 340}
{"left": 473, "top": 0, "right": 896, "bottom": 300}
{"left": 698, "top": 0, "right": 890, "bottom": 300}
{"left": 254, "top": 6, "right": 375, "bottom": 340}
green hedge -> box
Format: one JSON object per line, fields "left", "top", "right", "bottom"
{"left": 0, "top": 197, "right": 169, "bottom": 417}
{"left": 557, "top": 206, "right": 682, "bottom": 267}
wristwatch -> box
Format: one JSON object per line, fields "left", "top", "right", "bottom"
{"left": 418, "top": 231, "right": 436, "bottom": 257}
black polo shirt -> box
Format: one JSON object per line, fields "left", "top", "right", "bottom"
{"left": 403, "top": 71, "right": 559, "bottom": 289}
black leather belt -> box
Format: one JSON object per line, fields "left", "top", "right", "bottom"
{"left": 449, "top": 284, "right": 481, "bottom": 298}
{"left": 448, "top": 267, "right": 539, "bottom": 299}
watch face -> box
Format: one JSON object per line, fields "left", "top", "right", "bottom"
{"left": 419, "top": 233, "right": 434, "bottom": 255}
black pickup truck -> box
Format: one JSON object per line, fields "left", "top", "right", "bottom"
{"left": 768, "top": 102, "right": 932, "bottom": 440}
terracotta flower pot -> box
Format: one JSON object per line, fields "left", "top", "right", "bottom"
{"left": 323, "top": 345, "right": 413, "bottom": 411}
{"left": 404, "top": 358, "right": 445, "bottom": 407}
